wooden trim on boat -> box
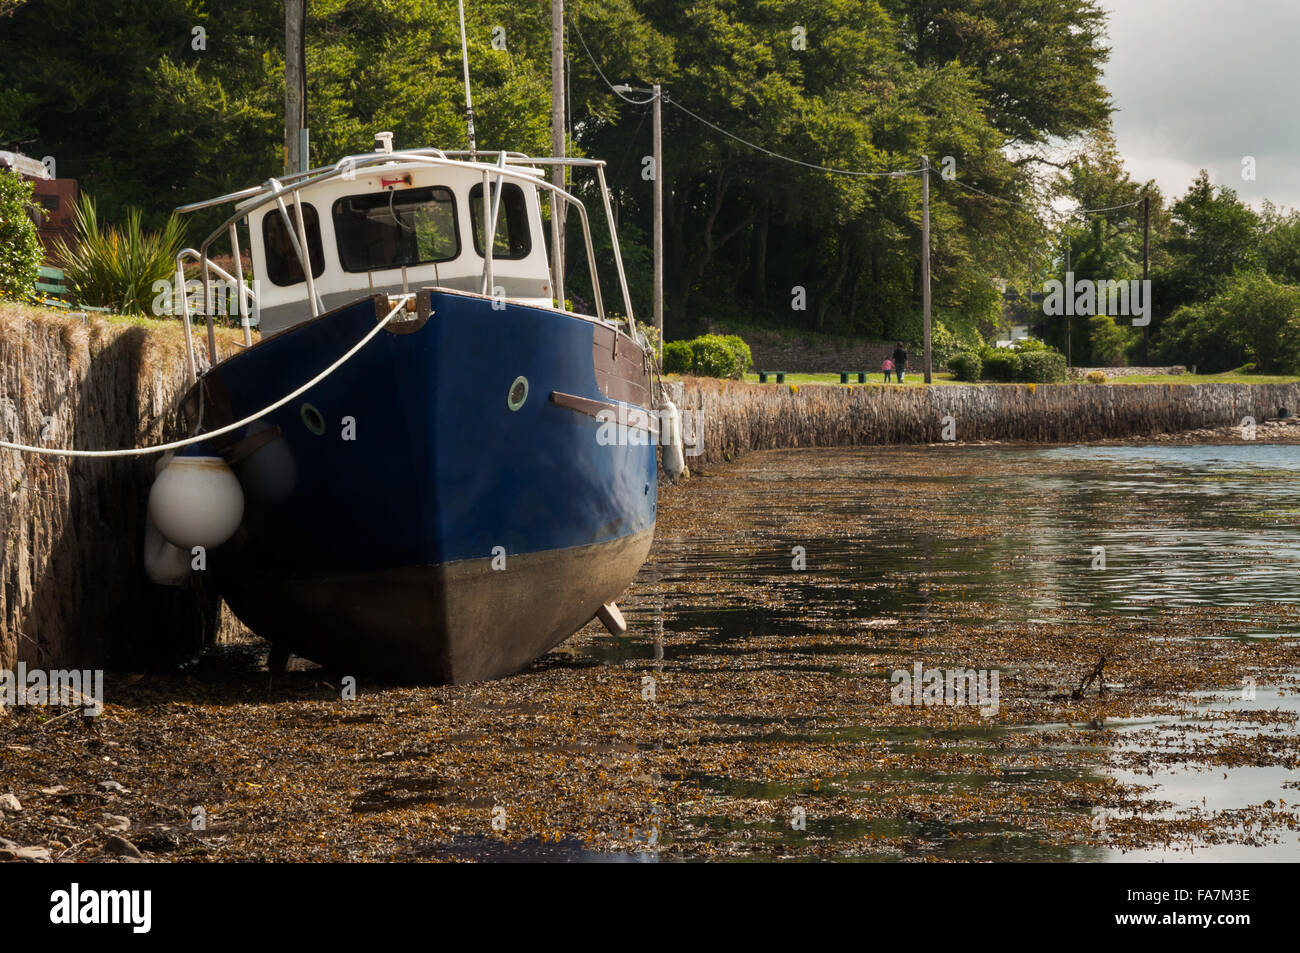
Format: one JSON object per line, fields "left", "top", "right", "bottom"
{"left": 549, "top": 391, "right": 656, "bottom": 433}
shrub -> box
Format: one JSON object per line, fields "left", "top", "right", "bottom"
{"left": 688, "top": 334, "right": 740, "bottom": 378}
{"left": 1085, "top": 370, "right": 1108, "bottom": 384}
{"left": 947, "top": 351, "right": 982, "bottom": 382}
{"left": 718, "top": 334, "right": 753, "bottom": 378}
{"left": 1088, "top": 315, "right": 1137, "bottom": 367}
{"left": 1011, "top": 337, "right": 1049, "bottom": 353}
{"left": 1158, "top": 272, "right": 1300, "bottom": 374}
{"left": 0, "top": 168, "right": 43, "bottom": 302}
{"left": 980, "top": 348, "right": 1022, "bottom": 382}
{"left": 1017, "top": 349, "right": 1067, "bottom": 383}
{"left": 662, "top": 340, "right": 694, "bottom": 375}
{"left": 53, "top": 194, "right": 185, "bottom": 314}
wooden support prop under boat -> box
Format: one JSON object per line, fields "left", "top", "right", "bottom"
{"left": 596, "top": 601, "right": 627, "bottom": 636}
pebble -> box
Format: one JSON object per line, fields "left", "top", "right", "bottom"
{"left": 101, "top": 813, "right": 131, "bottom": 833}
{"left": 0, "top": 793, "right": 21, "bottom": 812}
{"left": 13, "top": 845, "right": 52, "bottom": 862}
{"left": 96, "top": 780, "right": 128, "bottom": 794}
{"left": 103, "top": 835, "right": 143, "bottom": 858}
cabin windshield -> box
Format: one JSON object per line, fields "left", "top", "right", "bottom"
{"left": 332, "top": 186, "right": 459, "bottom": 272}
{"left": 470, "top": 182, "right": 532, "bottom": 259}
{"left": 263, "top": 203, "right": 325, "bottom": 287}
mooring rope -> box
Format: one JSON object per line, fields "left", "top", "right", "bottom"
{"left": 0, "top": 295, "right": 415, "bottom": 460}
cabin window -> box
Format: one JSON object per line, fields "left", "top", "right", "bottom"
{"left": 262, "top": 204, "right": 326, "bottom": 287}
{"left": 332, "top": 186, "right": 459, "bottom": 272}
{"left": 470, "top": 182, "right": 532, "bottom": 260}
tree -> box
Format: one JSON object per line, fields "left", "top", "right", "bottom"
{"left": 1159, "top": 271, "right": 1300, "bottom": 374}
{"left": 0, "top": 168, "right": 43, "bottom": 301}
{"left": 1155, "top": 170, "right": 1260, "bottom": 315}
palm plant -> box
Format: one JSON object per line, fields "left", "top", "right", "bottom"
{"left": 53, "top": 194, "right": 185, "bottom": 314}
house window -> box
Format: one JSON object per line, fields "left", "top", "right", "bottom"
{"left": 470, "top": 182, "right": 531, "bottom": 260}
{"left": 332, "top": 186, "right": 459, "bottom": 272}
{"left": 262, "top": 204, "right": 325, "bottom": 287}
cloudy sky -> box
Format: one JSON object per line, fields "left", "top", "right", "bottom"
{"left": 1099, "top": 0, "right": 1300, "bottom": 209}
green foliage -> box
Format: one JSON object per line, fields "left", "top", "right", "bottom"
{"left": 0, "top": 168, "right": 43, "bottom": 301}
{"left": 1156, "top": 171, "right": 1261, "bottom": 314}
{"left": 1016, "top": 349, "right": 1067, "bottom": 383}
{"left": 662, "top": 339, "right": 693, "bottom": 375}
{"left": 718, "top": 334, "right": 752, "bottom": 377}
{"left": 53, "top": 194, "right": 186, "bottom": 314}
{"left": 980, "top": 348, "right": 1022, "bottom": 382}
{"left": 1087, "top": 315, "right": 1136, "bottom": 367}
{"left": 0, "top": 0, "right": 1113, "bottom": 342}
{"left": 1158, "top": 271, "right": 1300, "bottom": 374}
{"left": 947, "top": 351, "right": 982, "bottom": 382}
{"left": 686, "top": 334, "right": 740, "bottom": 378}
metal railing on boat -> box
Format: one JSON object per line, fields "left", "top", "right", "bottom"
{"left": 174, "top": 150, "right": 636, "bottom": 387}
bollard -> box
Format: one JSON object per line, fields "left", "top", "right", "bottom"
{"left": 776, "top": 372, "right": 785, "bottom": 384}
{"left": 857, "top": 372, "right": 866, "bottom": 383}
{"left": 840, "top": 372, "right": 849, "bottom": 384}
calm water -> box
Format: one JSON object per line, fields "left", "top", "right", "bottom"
{"left": 606, "top": 443, "right": 1300, "bottom": 861}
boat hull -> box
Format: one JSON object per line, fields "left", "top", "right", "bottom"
{"left": 182, "top": 289, "right": 658, "bottom": 683}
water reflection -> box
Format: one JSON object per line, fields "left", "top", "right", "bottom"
{"left": 603, "top": 443, "right": 1300, "bottom": 860}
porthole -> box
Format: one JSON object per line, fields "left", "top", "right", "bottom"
{"left": 507, "top": 376, "right": 529, "bottom": 412}
{"left": 301, "top": 402, "right": 326, "bottom": 435}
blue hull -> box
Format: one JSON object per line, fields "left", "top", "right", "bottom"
{"left": 185, "top": 290, "right": 658, "bottom": 681}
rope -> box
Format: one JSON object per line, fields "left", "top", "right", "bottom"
{"left": 0, "top": 295, "right": 415, "bottom": 460}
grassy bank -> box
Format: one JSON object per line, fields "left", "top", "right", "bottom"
{"left": 728, "top": 369, "right": 1300, "bottom": 387}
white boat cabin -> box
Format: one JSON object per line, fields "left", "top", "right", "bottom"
{"left": 175, "top": 134, "right": 636, "bottom": 377}
{"left": 245, "top": 152, "right": 553, "bottom": 335}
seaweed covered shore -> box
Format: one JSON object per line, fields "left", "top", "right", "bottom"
{"left": 4, "top": 442, "right": 1300, "bottom": 862}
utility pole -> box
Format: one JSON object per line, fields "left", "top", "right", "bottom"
{"left": 284, "top": 0, "right": 306, "bottom": 175}
{"left": 1065, "top": 233, "right": 1072, "bottom": 368}
{"left": 652, "top": 84, "right": 663, "bottom": 368}
{"left": 1142, "top": 192, "right": 1150, "bottom": 364}
{"left": 550, "top": 0, "right": 565, "bottom": 306}
{"left": 921, "top": 155, "right": 932, "bottom": 383}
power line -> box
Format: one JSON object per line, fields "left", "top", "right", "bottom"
{"left": 570, "top": 14, "right": 1142, "bottom": 212}
{"left": 570, "top": 15, "right": 920, "bottom": 178}
{"left": 666, "top": 99, "right": 922, "bottom": 178}
{"left": 943, "top": 176, "right": 1142, "bottom": 218}
{"left": 570, "top": 17, "right": 655, "bottom": 105}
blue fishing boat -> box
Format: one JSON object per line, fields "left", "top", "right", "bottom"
{"left": 143, "top": 135, "right": 684, "bottom": 682}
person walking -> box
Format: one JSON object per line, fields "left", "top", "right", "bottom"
{"left": 893, "top": 342, "right": 908, "bottom": 383}
{"left": 882, "top": 357, "right": 894, "bottom": 383}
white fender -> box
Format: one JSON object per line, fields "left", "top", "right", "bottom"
{"left": 144, "top": 509, "right": 192, "bottom": 586}
{"left": 658, "top": 399, "right": 687, "bottom": 480}
{"left": 148, "top": 454, "right": 244, "bottom": 550}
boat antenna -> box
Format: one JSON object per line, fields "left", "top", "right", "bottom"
{"left": 457, "top": 0, "right": 477, "bottom": 157}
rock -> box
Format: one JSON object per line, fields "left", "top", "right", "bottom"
{"left": 103, "top": 835, "right": 143, "bottom": 858}
{"left": 14, "top": 845, "right": 52, "bottom": 862}
{"left": 0, "top": 837, "right": 18, "bottom": 850}
{"left": 96, "top": 780, "right": 128, "bottom": 794}
{"left": 101, "top": 813, "right": 131, "bottom": 833}
{"left": 133, "top": 829, "right": 180, "bottom": 853}
{"left": 0, "top": 793, "right": 21, "bottom": 812}
{"left": 40, "top": 785, "right": 68, "bottom": 796}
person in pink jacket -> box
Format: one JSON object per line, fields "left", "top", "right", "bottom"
{"left": 882, "top": 357, "right": 894, "bottom": 383}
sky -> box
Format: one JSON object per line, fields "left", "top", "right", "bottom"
{"left": 1099, "top": 0, "right": 1300, "bottom": 210}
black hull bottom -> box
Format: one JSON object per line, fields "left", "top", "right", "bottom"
{"left": 219, "top": 528, "right": 655, "bottom": 684}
